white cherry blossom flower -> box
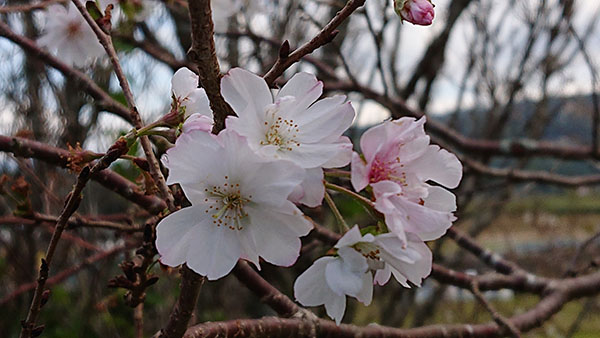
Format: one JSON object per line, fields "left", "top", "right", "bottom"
{"left": 157, "top": 129, "right": 312, "bottom": 280}
{"left": 37, "top": 3, "right": 107, "bottom": 67}
{"left": 222, "top": 68, "right": 355, "bottom": 207}
{"left": 171, "top": 67, "right": 213, "bottom": 120}
{"left": 351, "top": 117, "right": 462, "bottom": 244}
{"left": 294, "top": 233, "right": 372, "bottom": 324}
{"left": 294, "top": 226, "right": 431, "bottom": 324}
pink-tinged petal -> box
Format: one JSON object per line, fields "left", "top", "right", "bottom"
{"left": 424, "top": 186, "right": 457, "bottom": 213}
{"left": 372, "top": 180, "right": 455, "bottom": 242}
{"left": 372, "top": 181, "right": 410, "bottom": 244}
{"left": 381, "top": 233, "right": 432, "bottom": 287}
{"left": 396, "top": 0, "right": 435, "bottom": 26}
{"left": 322, "top": 136, "right": 353, "bottom": 168}
{"left": 181, "top": 113, "right": 214, "bottom": 135}
{"left": 375, "top": 233, "right": 420, "bottom": 265}
{"left": 351, "top": 152, "right": 370, "bottom": 192}
{"left": 396, "top": 135, "right": 430, "bottom": 163}
{"left": 297, "top": 168, "right": 325, "bottom": 208}
{"left": 221, "top": 68, "right": 272, "bottom": 118}
{"left": 156, "top": 206, "right": 202, "bottom": 267}
{"left": 297, "top": 101, "right": 355, "bottom": 144}
{"left": 401, "top": 198, "right": 456, "bottom": 241}
{"left": 408, "top": 145, "right": 463, "bottom": 189}
{"left": 276, "top": 72, "right": 323, "bottom": 115}
{"left": 359, "top": 122, "right": 388, "bottom": 163}
{"left": 294, "top": 95, "right": 346, "bottom": 126}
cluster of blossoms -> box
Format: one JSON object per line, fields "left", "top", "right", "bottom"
{"left": 157, "top": 66, "right": 461, "bottom": 324}
{"left": 157, "top": 67, "right": 354, "bottom": 279}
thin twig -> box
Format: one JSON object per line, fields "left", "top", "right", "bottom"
{"left": 19, "top": 136, "right": 131, "bottom": 338}
{"left": 262, "top": 0, "right": 366, "bottom": 86}
{"left": 1, "top": 244, "right": 126, "bottom": 306}
{"left": 470, "top": 279, "right": 522, "bottom": 337}
{"left": 134, "top": 303, "right": 144, "bottom": 338}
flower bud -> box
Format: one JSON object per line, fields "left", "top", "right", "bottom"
{"left": 394, "top": 0, "right": 435, "bottom": 26}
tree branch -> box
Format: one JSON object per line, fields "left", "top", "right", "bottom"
{"left": 262, "top": 0, "right": 366, "bottom": 86}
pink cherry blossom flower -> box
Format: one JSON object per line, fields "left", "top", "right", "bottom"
{"left": 157, "top": 129, "right": 312, "bottom": 280}
{"left": 394, "top": 0, "right": 435, "bottom": 26}
{"left": 222, "top": 68, "right": 355, "bottom": 207}
{"left": 351, "top": 117, "right": 462, "bottom": 244}
{"left": 37, "top": 3, "right": 108, "bottom": 67}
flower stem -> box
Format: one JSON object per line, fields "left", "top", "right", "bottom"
{"left": 324, "top": 169, "right": 351, "bottom": 179}
{"left": 325, "top": 182, "right": 374, "bottom": 211}
{"left": 324, "top": 191, "right": 349, "bottom": 233}
{"left": 325, "top": 182, "right": 383, "bottom": 221}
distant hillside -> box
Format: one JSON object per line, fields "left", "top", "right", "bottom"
{"left": 434, "top": 93, "right": 596, "bottom": 144}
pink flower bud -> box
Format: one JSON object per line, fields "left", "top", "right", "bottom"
{"left": 394, "top": 0, "right": 435, "bottom": 26}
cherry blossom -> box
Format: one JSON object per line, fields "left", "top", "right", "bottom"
{"left": 37, "top": 2, "right": 107, "bottom": 67}
{"left": 294, "top": 225, "right": 431, "bottom": 324}
{"left": 157, "top": 129, "right": 312, "bottom": 280}
{"left": 171, "top": 67, "right": 213, "bottom": 120}
{"left": 351, "top": 117, "right": 462, "bottom": 244}
{"left": 294, "top": 227, "right": 372, "bottom": 325}
{"left": 222, "top": 68, "right": 355, "bottom": 207}
{"left": 394, "top": 0, "right": 435, "bottom": 26}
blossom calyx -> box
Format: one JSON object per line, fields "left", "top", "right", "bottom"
{"left": 394, "top": 0, "right": 435, "bottom": 26}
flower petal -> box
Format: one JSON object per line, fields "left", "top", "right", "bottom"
{"left": 221, "top": 68, "right": 272, "bottom": 118}
{"left": 356, "top": 271, "right": 374, "bottom": 305}
{"left": 156, "top": 206, "right": 203, "bottom": 267}
{"left": 247, "top": 203, "right": 312, "bottom": 267}
{"left": 294, "top": 256, "right": 347, "bottom": 324}
{"left": 294, "top": 256, "right": 337, "bottom": 306}
{"left": 171, "top": 67, "right": 198, "bottom": 100}
{"left": 185, "top": 220, "right": 242, "bottom": 280}
{"left": 321, "top": 136, "right": 353, "bottom": 168}
{"left": 296, "top": 168, "right": 325, "bottom": 208}
{"left": 381, "top": 233, "right": 432, "bottom": 287}
{"left": 276, "top": 72, "right": 323, "bottom": 115}
{"left": 408, "top": 145, "right": 463, "bottom": 189}
{"left": 335, "top": 225, "right": 366, "bottom": 249}
{"left": 325, "top": 256, "right": 366, "bottom": 297}
{"left": 351, "top": 152, "right": 370, "bottom": 192}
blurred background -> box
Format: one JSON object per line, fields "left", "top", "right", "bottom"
{"left": 1, "top": 0, "right": 599, "bottom": 336}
